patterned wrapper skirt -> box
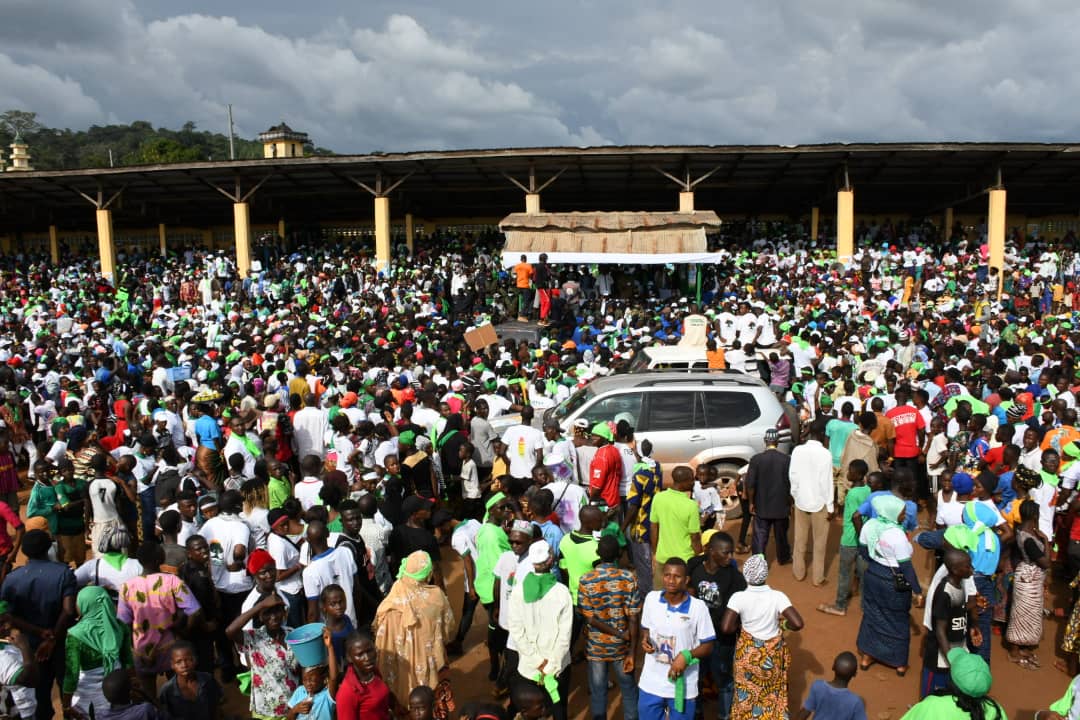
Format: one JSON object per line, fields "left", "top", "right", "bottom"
{"left": 731, "top": 628, "right": 790, "bottom": 720}
{"left": 1006, "top": 561, "right": 1045, "bottom": 646}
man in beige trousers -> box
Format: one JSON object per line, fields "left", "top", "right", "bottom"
{"left": 789, "top": 418, "right": 835, "bottom": 586}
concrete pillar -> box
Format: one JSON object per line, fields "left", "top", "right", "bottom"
{"left": 49, "top": 225, "right": 59, "bottom": 265}
{"left": 836, "top": 189, "right": 854, "bottom": 261}
{"left": 405, "top": 213, "right": 415, "bottom": 256}
{"left": 679, "top": 191, "right": 695, "bottom": 213}
{"left": 944, "top": 207, "right": 954, "bottom": 242}
{"left": 810, "top": 207, "right": 820, "bottom": 242}
{"left": 202, "top": 229, "right": 214, "bottom": 251}
{"left": 525, "top": 193, "right": 541, "bottom": 214}
{"left": 95, "top": 209, "right": 117, "bottom": 282}
{"left": 988, "top": 189, "right": 1006, "bottom": 298}
{"left": 0, "top": 236, "right": 10, "bottom": 254}
{"left": 277, "top": 218, "right": 286, "bottom": 240}
{"left": 374, "top": 196, "right": 391, "bottom": 272}
{"left": 158, "top": 223, "right": 167, "bottom": 258}
{"left": 234, "top": 203, "right": 252, "bottom": 278}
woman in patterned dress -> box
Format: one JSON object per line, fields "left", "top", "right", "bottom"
{"left": 1006, "top": 499, "right": 1049, "bottom": 669}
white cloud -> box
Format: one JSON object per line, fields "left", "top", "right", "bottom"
{"left": 0, "top": 1, "right": 1078, "bottom": 151}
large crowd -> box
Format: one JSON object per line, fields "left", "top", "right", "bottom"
{"left": 0, "top": 217, "right": 1078, "bottom": 720}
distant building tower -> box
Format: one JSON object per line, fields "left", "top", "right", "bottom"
{"left": 6, "top": 132, "right": 32, "bottom": 172}
{"left": 259, "top": 122, "right": 309, "bottom": 159}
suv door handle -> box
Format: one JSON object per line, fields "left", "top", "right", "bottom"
{"left": 688, "top": 434, "right": 707, "bottom": 442}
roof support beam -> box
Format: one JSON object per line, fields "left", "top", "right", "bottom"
{"left": 345, "top": 171, "right": 413, "bottom": 198}
{"left": 652, "top": 163, "right": 722, "bottom": 192}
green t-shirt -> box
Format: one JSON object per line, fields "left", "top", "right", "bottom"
{"left": 474, "top": 523, "right": 510, "bottom": 605}
{"left": 649, "top": 488, "right": 701, "bottom": 563}
{"left": 841, "top": 485, "right": 871, "bottom": 547}
{"left": 268, "top": 476, "right": 291, "bottom": 510}
{"left": 825, "top": 418, "right": 857, "bottom": 468}
{"left": 900, "top": 695, "right": 1006, "bottom": 720}
{"left": 558, "top": 532, "right": 599, "bottom": 604}
{"left": 27, "top": 482, "right": 60, "bottom": 535}
{"left": 56, "top": 479, "right": 88, "bottom": 536}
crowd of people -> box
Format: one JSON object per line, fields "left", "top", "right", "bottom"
{"left": 0, "top": 217, "right": 1076, "bottom": 720}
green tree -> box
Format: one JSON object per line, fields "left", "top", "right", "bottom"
{"left": 128, "top": 137, "right": 204, "bottom": 165}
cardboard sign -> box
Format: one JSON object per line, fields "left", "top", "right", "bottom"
{"left": 464, "top": 323, "right": 498, "bottom": 352}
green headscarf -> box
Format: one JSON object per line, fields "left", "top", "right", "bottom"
{"left": 862, "top": 494, "right": 905, "bottom": 563}
{"left": 67, "top": 586, "right": 127, "bottom": 673}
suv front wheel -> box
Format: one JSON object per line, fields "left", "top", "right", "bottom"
{"left": 710, "top": 461, "right": 745, "bottom": 520}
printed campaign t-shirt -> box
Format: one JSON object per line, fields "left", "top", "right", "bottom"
{"left": 638, "top": 590, "right": 715, "bottom": 700}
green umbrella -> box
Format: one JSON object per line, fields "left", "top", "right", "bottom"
{"left": 944, "top": 395, "right": 990, "bottom": 416}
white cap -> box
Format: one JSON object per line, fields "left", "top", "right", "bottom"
{"left": 527, "top": 540, "right": 552, "bottom": 566}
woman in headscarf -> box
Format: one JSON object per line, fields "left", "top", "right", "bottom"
{"left": 1006, "top": 499, "right": 1050, "bottom": 669}
{"left": 61, "top": 586, "right": 133, "bottom": 719}
{"left": 720, "top": 554, "right": 804, "bottom": 720}
{"left": 899, "top": 648, "right": 1005, "bottom": 719}
{"left": 72, "top": 524, "right": 143, "bottom": 598}
{"left": 373, "top": 550, "right": 455, "bottom": 718}
{"left": 856, "top": 494, "right": 922, "bottom": 675}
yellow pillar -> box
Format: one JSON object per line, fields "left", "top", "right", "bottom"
{"left": 988, "top": 189, "right": 1006, "bottom": 298}
{"left": 525, "top": 193, "right": 541, "bottom": 214}
{"left": 234, "top": 203, "right": 252, "bottom": 278}
{"left": 277, "top": 218, "right": 285, "bottom": 240}
{"left": 0, "top": 236, "right": 10, "bottom": 254}
{"left": 95, "top": 209, "right": 117, "bottom": 282}
{"left": 374, "top": 196, "right": 391, "bottom": 271}
{"left": 49, "top": 225, "right": 59, "bottom": 265}
{"left": 158, "top": 223, "right": 167, "bottom": 258}
{"left": 679, "top": 191, "right": 695, "bottom": 213}
{"left": 810, "top": 207, "right": 820, "bottom": 242}
{"left": 836, "top": 190, "right": 854, "bottom": 261}
{"left": 202, "top": 229, "right": 213, "bottom": 250}
{"left": 944, "top": 207, "right": 954, "bottom": 242}
{"left": 405, "top": 213, "right": 415, "bottom": 256}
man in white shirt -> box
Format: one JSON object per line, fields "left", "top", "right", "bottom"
{"left": 501, "top": 406, "right": 544, "bottom": 479}
{"left": 302, "top": 520, "right": 359, "bottom": 626}
{"left": 266, "top": 508, "right": 306, "bottom": 627}
{"left": 293, "top": 455, "right": 325, "bottom": 511}
{"left": 222, "top": 413, "right": 261, "bottom": 479}
{"left": 198, "top": 490, "right": 254, "bottom": 630}
{"left": 788, "top": 420, "right": 834, "bottom": 586}
{"left": 292, "top": 393, "right": 328, "bottom": 459}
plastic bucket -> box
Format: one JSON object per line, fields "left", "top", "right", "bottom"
{"left": 286, "top": 622, "right": 327, "bottom": 667}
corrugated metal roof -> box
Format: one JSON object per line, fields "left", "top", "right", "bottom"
{"left": 499, "top": 210, "right": 721, "bottom": 231}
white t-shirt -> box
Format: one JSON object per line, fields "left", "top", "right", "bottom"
{"left": 639, "top": 590, "right": 715, "bottom": 700}
{"left": 451, "top": 519, "right": 481, "bottom": 592}
{"left": 88, "top": 477, "right": 121, "bottom": 524}
{"left": 922, "top": 564, "right": 977, "bottom": 631}
{"left": 936, "top": 491, "right": 964, "bottom": 527}
{"left": 267, "top": 532, "right": 304, "bottom": 595}
{"left": 726, "top": 584, "right": 791, "bottom": 641}
{"left": 326, "top": 432, "right": 356, "bottom": 483}
{"left": 294, "top": 478, "right": 324, "bottom": 511}
{"left": 0, "top": 643, "right": 35, "bottom": 719}
{"left": 199, "top": 515, "right": 254, "bottom": 594}
{"left": 546, "top": 481, "right": 588, "bottom": 533}
{"left": 302, "top": 547, "right": 359, "bottom": 625}
{"left": 74, "top": 557, "right": 144, "bottom": 593}
{"left": 242, "top": 507, "right": 270, "bottom": 551}
{"left": 460, "top": 458, "right": 480, "bottom": 500}
{"left": 501, "top": 425, "right": 545, "bottom": 479}
{"left": 495, "top": 552, "right": 533, "bottom": 651}
{"left": 240, "top": 586, "right": 291, "bottom": 631}
{"left": 1030, "top": 482, "right": 1056, "bottom": 539}
{"left": 479, "top": 394, "right": 513, "bottom": 418}
{"left": 614, "top": 442, "right": 637, "bottom": 498}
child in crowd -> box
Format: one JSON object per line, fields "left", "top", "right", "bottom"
{"left": 322, "top": 584, "right": 354, "bottom": 666}
{"left": 818, "top": 459, "right": 869, "bottom": 616}
{"left": 96, "top": 668, "right": 160, "bottom": 720}
{"left": 157, "top": 642, "right": 222, "bottom": 720}
{"left": 796, "top": 651, "right": 867, "bottom": 720}
{"left": 287, "top": 626, "right": 338, "bottom": 720}
{"left": 336, "top": 630, "right": 395, "bottom": 720}
{"left": 407, "top": 686, "right": 435, "bottom": 720}
{"left": 921, "top": 549, "right": 980, "bottom": 697}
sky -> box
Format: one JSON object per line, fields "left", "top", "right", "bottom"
{"left": 1, "top": 0, "right": 1077, "bottom": 153}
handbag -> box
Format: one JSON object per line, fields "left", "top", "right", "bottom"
{"left": 890, "top": 565, "right": 912, "bottom": 593}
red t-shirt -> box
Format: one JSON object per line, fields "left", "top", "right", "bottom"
{"left": 885, "top": 404, "right": 925, "bottom": 458}
{"left": 336, "top": 668, "right": 391, "bottom": 720}
{"left": 589, "top": 444, "right": 624, "bottom": 508}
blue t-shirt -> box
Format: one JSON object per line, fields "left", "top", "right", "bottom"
{"left": 287, "top": 686, "right": 335, "bottom": 720}
{"left": 857, "top": 491, "right": 918, "bottom": 532}
{"left": 194, "top": 414, "right": 222, "bottom": 450}
{"left": 802, "top": 679, "right": 867, "bottom": 720}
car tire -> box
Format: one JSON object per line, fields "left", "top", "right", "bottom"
{"left": 710, "top": 461, "right": 744, "bottom": 520}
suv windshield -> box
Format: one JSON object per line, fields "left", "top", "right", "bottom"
{"left": 551, "top": 385, "right": 594, "bottom": 421}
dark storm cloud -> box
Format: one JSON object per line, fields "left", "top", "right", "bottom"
{"left": 0, "top": 1, "right": 1074, "bottom": 151}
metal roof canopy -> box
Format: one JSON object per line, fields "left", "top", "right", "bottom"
{"left": 2, "top": 142, "right": 1080, "bottom": 232}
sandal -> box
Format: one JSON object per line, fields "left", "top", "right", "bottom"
{"left": 859, "top": 655, "right": 875, "bottom": 671}
{"left": 895, "top": 666, "right": 908, "bottom": 677}
{"left": 735, "top": 544, "right": 751, "bottom": 555}
{"left": 1017, "top": 658, "right": 1038, "bottom": 671}
{"left": 1027, "top": 654, "right": 1041, "bottom": 668}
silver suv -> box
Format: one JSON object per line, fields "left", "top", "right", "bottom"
{"left": 544, "top": 371, "right": 793, "bottom": 518}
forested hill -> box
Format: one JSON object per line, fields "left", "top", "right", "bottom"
{"left": 0, "top": 110, "right": 334, "bottom": 171}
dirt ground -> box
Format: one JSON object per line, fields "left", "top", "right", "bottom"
{"left": 29, "top": 500, "right": 1063, "bottom": 719}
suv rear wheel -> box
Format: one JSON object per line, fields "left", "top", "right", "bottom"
{"left": 710, "top": 461, "right": 744, "bottom": 520}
